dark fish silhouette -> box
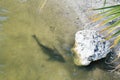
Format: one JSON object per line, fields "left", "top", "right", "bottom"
{"left": 32, "top": 35, "right": 65, "bottom": 63}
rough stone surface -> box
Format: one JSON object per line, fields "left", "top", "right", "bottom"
{"left": 68, "top": 0, "right": 120, "bottom": 66}
{"left": 72, "top": 30, "right": 111, "bottom": 66}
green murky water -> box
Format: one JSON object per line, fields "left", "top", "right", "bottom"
{"left": 0, "top": 0, "right": 119, "bottom": 80}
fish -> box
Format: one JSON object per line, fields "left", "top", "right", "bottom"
{"left": 32, "top": 35, "right": 65, "bottom": 63}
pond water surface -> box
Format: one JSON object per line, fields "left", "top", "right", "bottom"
{"left": 0, "top": 0, "right": 119, "bottom": 80}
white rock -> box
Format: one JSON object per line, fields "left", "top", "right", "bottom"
{"left": 72, "top": 30, "right": 111, "bottom": 66}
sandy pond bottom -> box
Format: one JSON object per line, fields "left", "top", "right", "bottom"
{"left": 0, "top": 0, "right": 119, "bottom": 80}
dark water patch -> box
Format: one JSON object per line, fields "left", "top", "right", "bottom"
{"left": 62, "top": 52, "right": 120, "bottom": 80}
